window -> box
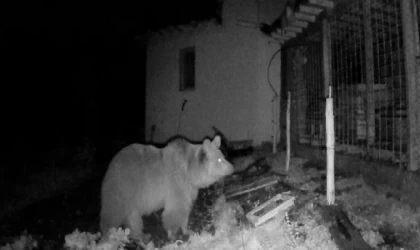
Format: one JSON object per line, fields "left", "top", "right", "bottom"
{"left": 179, "top": 46, "right": 195, "bottom": 91}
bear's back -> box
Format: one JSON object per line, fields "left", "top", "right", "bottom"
{"left": 104, "top": 142, "right": 193, "bottom": 191}
{"left": 105, "top": 144, "right": 162, "bottom": 177}
{"left": 113, "top": 143, "right": 161, "bottom": 166}
{"left": 102, "top": 144, "right": 167, "bottom": 198}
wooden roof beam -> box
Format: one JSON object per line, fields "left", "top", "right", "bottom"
{"left": 299, "top": 4, "right": 324, "bottom": 15}
{"left": 292, "top": 20, "right": 309, "bottom": 28}
{"left": 295, "top": 12, "right": 317, "bottom": 22}
{"left": 308, "top": 0, "right": 334, "bottom": 9}
{"left": 284, "top": 26, "right": 303, "bottom": 33}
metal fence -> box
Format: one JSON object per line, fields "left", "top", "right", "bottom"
{"left": 283, "top": 31, "right": 325, "bottom": 148}
{"left": 283, "top": 0, "right": 420, "bottom": 169}
{"left": 330, "top": 0, "right": 407, "bottom": 163}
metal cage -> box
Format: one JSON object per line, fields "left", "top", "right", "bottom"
{"left": 282, "top": 0, "right": 420, "bottom": 169}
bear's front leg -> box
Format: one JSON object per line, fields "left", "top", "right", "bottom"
{"left": 127, "top": 210, "right": 144, "bottom": 242}
{"left": 162, "top": 200, "right": 191, "bottom": 240}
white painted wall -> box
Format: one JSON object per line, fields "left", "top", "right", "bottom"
{"left": 145, "top": 0, "right": 282, "bottom": 146}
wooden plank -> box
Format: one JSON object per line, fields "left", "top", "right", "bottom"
{"left": 225, "top": 176, "right": 280, "bottom": 199}
{"left": 295, "top": 12, "right": 317, "bottom": 22}
{"left": 246, "top": 193, "right": 295, "bottom": 227}
{"left": 226, "top": 179, "right": 279, "bottom": 199}
{"left": 271, "top": 33, "right": 291, "bottom": 41}
{"left": 282, "top": 30, "right": 297, "bottom": 38}
{"left": 308, "top": 0, "right": 334, "bottom": 9}
{"left": 273, "top": 30, "right": 297, "bottom": 38}
{"left": 292, "top": 20, "right": 309, "bottom": 28}
{"left": 284, "top": 26, "right": 303, "bottom": 33}
{"left": 299, "top": 4, "right": 324, "bottom": 15}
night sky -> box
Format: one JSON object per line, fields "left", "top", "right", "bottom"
{"left": 2, "top": 0, "right": 221, "bottom": 166}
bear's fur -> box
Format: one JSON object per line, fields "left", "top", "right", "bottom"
{"left": 100, "top": 135, "right": 233, "bottom": 240}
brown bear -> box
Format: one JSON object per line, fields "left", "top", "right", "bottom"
{"left": 100, "top": 135, "right": 233, "bottom": 241}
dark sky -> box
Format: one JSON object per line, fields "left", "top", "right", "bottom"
{"left": 2, "top": 0, "right": 220, "bottom": 163}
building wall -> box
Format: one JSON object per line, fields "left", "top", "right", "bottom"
{"left": 145, "top": 0, "right": 282, "bottom": 146}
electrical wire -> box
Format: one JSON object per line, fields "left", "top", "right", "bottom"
{"left": 267, "top": 49, "right": 281, "bottom": 97}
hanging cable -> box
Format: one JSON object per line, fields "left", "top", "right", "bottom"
{"left": 267, "top": 49, "right": 281, "bottom": 97}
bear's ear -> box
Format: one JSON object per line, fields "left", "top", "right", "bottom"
{"left": 197, "top": 147, "right": 208, "bottom": 164}
{"left": 212, "top": 135, "right": 221, "bottom": 148}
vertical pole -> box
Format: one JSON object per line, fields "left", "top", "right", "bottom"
{"left": 272, "top": 95, "right": 277, "bottom": 154}
{"left": 401, "top": 0, "right": 420, "bottom": 171}
{"left": 286, "top": 91, "right": 291, "bottom": 172}
{"left": 326, "top": 86, "right": 335, "bottom": 205}
{"left": 322, "top": 19, "right": 332, "bottom": 97}
{"left": 278, "top": 48, "right": 282, "bottom": 151}
{"left": 363, "top": 0, "right": 375, "bottom": 148}
{"left": 323, "top": 18, "right": 335, "bottom": 205}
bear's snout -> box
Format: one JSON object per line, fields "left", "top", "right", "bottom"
{"left": 223, "top": 160, "right": 234, "bottom": 175}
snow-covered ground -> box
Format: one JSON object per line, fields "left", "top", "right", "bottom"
{"left": 2, "top": 150, "right": 420, "bottom": 250}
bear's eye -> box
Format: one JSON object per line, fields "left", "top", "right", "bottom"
{"left": 218, "top": 158, "right": 222, "bottom": 163}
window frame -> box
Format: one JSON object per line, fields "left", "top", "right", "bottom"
{"left": 179, "top": 46, "right": 196, "bottom": 91}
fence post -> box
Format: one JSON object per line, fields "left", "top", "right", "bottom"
{"left": 322, "top": 19, "right": 332, "bottom": 97}
{"left": 401, "top": 0, "right": 420, "bottom": 171}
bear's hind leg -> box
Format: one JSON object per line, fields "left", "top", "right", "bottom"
{"left": 126, "top": 210, "right": 144, "bottom": 241}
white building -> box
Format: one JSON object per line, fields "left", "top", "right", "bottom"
{"left": 145, "top": 0, "right": 286, "bottom": 146}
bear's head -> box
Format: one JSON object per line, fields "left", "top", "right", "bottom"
{"left": 189, "top": 135, "right": 234, "bottom": 188}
